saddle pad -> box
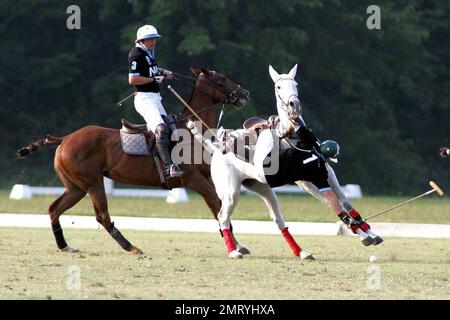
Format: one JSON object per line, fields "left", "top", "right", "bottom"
{"left": 120, "top": 129, "right": 153, "bottom": 156}
{"left": 219, "top": 128, "right": 258, "bottom": 163}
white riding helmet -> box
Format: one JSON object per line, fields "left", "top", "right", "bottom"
{"left": 136, "top": 25, "right": 161, "bottom": 42}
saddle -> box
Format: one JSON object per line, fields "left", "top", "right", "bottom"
{"left": 120, "top": 119, "right": 155, "bottom": 156}
{"left": 217, "top": 116, "right": 270, "bottom": 163}
{"left": 119, "top": 114, "right": 179, "bottom": 156}
{"left": 242, "top": 117, "right": 270, "bottom": 130}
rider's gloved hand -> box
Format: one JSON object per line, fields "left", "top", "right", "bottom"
{"left": 267, "top": 115, "right": 279, "bottom": 128}
{"left": 153, "top": 75, "right": 165, "bottom": 83}
{"left": 163, "top": 70, "right": 174, "bottom": 80}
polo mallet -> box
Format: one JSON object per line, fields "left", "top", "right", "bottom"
{"left": 167, "top": 85, "right": 212, "bottom": 131}
{"left": 116, "top": 92, "right": 136, "bottom": 107}
{"left": 364, "top": 181, "right": 445, "bottom": 221}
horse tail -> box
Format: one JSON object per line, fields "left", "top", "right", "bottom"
{"left": 187, "top": 120, "right": 220, "bottom": 155}
{"left": 17, "top": 135, "right": 65, "bottom": 159}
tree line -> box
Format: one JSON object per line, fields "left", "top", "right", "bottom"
{"left": 0, "top": 0, "right": 448, "bottom": 195}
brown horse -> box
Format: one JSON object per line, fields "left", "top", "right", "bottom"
{"left": 18, "top": 68, "right": 249, "bottom": 254}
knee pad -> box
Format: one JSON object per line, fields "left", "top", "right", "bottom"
{"left": 155, "top": 123, "right": 170, "bottom": 142}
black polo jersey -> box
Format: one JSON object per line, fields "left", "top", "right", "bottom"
{"left": 128, "top": 46, "right": 160, "bottom": 93}
{"left": 264, "top": 147, "right": 330, "bottom": 190}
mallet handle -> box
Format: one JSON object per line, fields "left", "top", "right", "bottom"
{"left": 167, "top": 85, "right": 211, "bottom": 131}
{"left": 364, "top": 189, "right": 435, "bottom": 221}
{"left": 116, "top": 91, "right": 136, "bottom": 107}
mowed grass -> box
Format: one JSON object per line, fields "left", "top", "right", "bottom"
{"left": 0, "top": 227, "right": 449, "bottom": 300}
{"left": 1, "top": 190, "right": 449, "bottom": 224}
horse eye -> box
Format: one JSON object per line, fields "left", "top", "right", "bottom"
{"left": 277, "top": 86, "right": 281, "bottom": 89}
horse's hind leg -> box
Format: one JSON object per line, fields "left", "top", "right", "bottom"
{"left": 49, "top": 171, "right": 86, "bottom": 252}
{"left": 242, "top": 180, "right": 315, "bottom": 260}
{"left": 87, "top": 181, "right": 142, "bottom": 255}
{"left": 218, "top": 190, "right": 243, "bottom": 259}
{"left": 205, "top": 175, "right": 250, "bottom": 255}
{"left": 213, "top": 173, "right": 243, "bottom": 259}
{"left": 185, "top": 173, "right": 250, "bottom": 255}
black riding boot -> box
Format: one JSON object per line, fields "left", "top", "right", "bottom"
{"left": 155, "top": 123, "right": 184, "bottom": 178}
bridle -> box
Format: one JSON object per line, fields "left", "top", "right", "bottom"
{"left": 200, "top": 70, "right": 244, "bottom": 105}
{"left": 171, "top": 71, "right": 247, "bottom": 124}
{"left": 172, "top": 71, "right": 245, "bottom": 106}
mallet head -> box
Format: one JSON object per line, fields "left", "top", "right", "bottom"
{"left": 429, "top": 181, "right": 444, "bottom": 197}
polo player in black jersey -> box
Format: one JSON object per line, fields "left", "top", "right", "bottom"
{"left": 128, "top": 24, "right": 184, "bottom": 178}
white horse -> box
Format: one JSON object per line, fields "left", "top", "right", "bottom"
{"left": 187, "top": 65, "right": 381, "bottom": 259}
{"left": 255, "top": 65, "right": 381, "bottom": 247}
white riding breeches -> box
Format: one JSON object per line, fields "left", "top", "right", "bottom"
{"left": 134, "top": 92, "right": 167, "bottom": 132}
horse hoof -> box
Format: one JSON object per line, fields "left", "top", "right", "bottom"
{"left": 300, "top": 251, "right": 315, "bottom": 261}
{"left": 228, "top": 250, "right": 243, "bottom": 259}
{"left": 235, "top": 244, "right": 251, "bottom": 255}
{"left": 61, "top": 246, "right": 79, "bottom": 253}
{"left": 130, "top": 246, "right": 143, "bottom": 255}
{"left": 372, "top": 236, "right": 384, "bottom": 245}
{"left": 366, "top": 230, "right": 384, "bottom": 245}
{"left": 360, "top": 235, "right": 375, "bottom": 246}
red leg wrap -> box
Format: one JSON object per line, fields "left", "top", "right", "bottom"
{"left": 282, "top": 227, "right": 301, "bottom": 256}
{"left": 348, "top": 209, "right": 370, "bottom": 231}
{"left": 222, "top": 229, "right": 235, "bottom": 253}
{"left": 348, "top": 209, "right": 360, "bottom": 219}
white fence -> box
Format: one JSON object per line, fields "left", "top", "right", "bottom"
{"left": 9, "top": 178, "right": 188, "bottom": 203}
{"left": 9, "top": 177, "right": 362, "bottom": 202}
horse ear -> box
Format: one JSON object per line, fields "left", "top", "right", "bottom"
{"left": 200, "top": 68, "right": 211, "bottom": 76}
{"left": 191, "top": 68, "right": 201, "bottom": 76}
{"left": 268, "top": 65, "right": 280, "bottom": 83}
{"left": 288, "top": 64, "right": 298, "bottom": 78}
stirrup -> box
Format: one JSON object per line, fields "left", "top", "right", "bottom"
{"left": 166, "top": 164, "right": 185, "bottom": 178}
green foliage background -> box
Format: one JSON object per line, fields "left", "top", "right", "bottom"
{"left": 1, "top": 0, "right": 448, "bottom": 195}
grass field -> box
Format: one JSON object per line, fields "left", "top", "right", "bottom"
{"left": 1, "top": 190, "right": 449, "bottom": 224}
{"left": 1, "top": 189, "right": 449, "bottom": 300}
{"left": 0, "top": 227, "right": 449, "bottom": 300}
